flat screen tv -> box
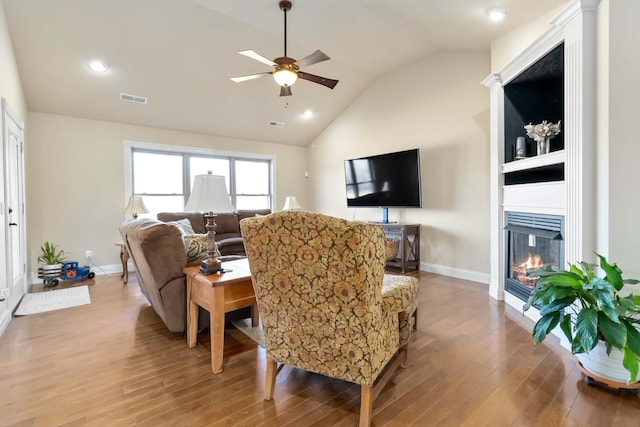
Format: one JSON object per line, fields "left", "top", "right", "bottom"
{"left": 344, "top": 148, "right": 422, "bottom": 221}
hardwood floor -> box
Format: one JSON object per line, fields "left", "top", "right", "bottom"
{"left": 2, "top": 272, "right": 640, "bottom": 426}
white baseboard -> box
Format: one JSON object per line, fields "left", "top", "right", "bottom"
{"left": 504, "top": 290, "right": 571, "bottom": 351}
{"left": 420, "top": 262, "right": 490, "bottom": 285}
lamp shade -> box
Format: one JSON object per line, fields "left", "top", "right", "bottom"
{"left": 282, "top": 195, "right": 301, "bottom": 210}
{"left": 185, "top": 173, "right": 234, "bottom": 212}
{"left": 124, "top": 196, "right": 149, "bottom": 215}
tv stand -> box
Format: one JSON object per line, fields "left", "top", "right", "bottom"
{"left": 377, "top": 223, "right": 420, "bottom": 273}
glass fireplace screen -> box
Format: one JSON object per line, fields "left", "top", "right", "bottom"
{"left": 505, "top": 212, "right": 564, "bottom": 302}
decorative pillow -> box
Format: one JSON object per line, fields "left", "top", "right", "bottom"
{"left": 183, "top": 234, "right": 220, "bottom": 265}
{"left": 168, "top": 218, "right": 195, "bottom": 236}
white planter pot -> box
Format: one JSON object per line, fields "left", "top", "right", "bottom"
{"left": 38, "top": 263, "right": 64, "bottom": 280}
{"left": 42, "top": 263, "right": 63, "bottom": 271}
{"left": 576, "top": 341, "right": 631, "bottom": 383}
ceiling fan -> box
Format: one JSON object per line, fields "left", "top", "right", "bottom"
{"left": 230, "top": 0, "right": 338, "bottom": 97}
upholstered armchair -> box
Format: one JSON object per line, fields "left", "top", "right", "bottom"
{"left": 240, "top": 210, "right": 419, "bottom": 426}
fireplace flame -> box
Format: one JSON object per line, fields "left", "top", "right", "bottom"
{"left": 512, "top": 253, "right": 544, "bottom": 287}
{"left": 520, "top": 253, "right": 543, "bottom": 269}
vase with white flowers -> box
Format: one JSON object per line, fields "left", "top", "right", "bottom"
{"left": 524, "top": 120, "right": 561, "bottom": 156}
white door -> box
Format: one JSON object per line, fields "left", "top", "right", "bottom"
{"left": 2, "top": 99, "right": 26, "bottom": 312}
{"left": 0, "top": 104, "right": 6, "bottom": 321}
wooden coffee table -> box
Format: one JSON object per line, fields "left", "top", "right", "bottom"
{"left": 184, "top": 258, "right": 258, "bottom": 374}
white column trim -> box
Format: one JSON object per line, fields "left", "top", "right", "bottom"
{"left": 482, "top": 74, "right": 505, "bottom": 301}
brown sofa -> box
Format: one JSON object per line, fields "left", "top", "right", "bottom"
{"left": 157, "top": 210, "right": 271, "bottom": 256}
{"left": 119, "top": 209, "right": 270, "bottom": 333}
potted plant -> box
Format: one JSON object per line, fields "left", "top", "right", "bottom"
{"left": 37, "top": 241, "right": 66, "bottom": 270}
{"left": 524, "top": 253, "right": 640, "bottom": 385}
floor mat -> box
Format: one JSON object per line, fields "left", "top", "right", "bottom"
{"left": 15, "top": 285, "right": 91, "bottom": 316}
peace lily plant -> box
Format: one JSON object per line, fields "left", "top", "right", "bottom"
{"left": 524, "top": 253, "right": 640, "bottom": 383}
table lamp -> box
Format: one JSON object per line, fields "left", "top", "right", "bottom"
{"left": 185, "top": 172, "right": 234, "bottom": 274}
{"left": 124, "top": 196, "right": 149, "bottom": 220}
{"left": 282, "top": 195, "right": 301, "bottom": 210}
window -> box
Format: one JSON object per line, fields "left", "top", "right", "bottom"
{"left": 126, "top": 142, "right": 273, "bottom": 217}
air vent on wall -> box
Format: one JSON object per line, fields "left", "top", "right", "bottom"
{"left": 120, "top": 93, "right": 148, "bottom": 104}
{"left": 268, "top": 120, "right": 285, "bottom": 128}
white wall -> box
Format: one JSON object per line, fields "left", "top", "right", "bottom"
{"left": 490, "top": 5, "right": 569, "bottom": 72}
{"left": 0, "top": 1, "right": 26, "bottom": 119}
{"left": 25, "top": 113, "right": 307, "bottom": 278}
{"left": 603, "top": 0, "right": 640, "bottom": 277}
{"left": 306, "top": 51, "right": 491, "bottom": 281}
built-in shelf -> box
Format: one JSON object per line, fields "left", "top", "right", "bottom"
{"left": 503, "top": 43, "right": 564, "bottom": 164}
{"left": 502, "top": 149, "right": 565, "bottom": 174}
{"left": 504, "top": 163, "right": 564, "bottom": 185}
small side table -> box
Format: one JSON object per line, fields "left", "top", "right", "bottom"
{"left": 185, "top": 258, "right": 258, "bottom": 374}
{"left": 377, "top": 223, "right": 420, "bottom": 273}
{"left": 115, "top": 241, "right": 129, "bottom": 284}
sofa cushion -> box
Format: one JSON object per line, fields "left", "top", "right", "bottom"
{"left": 167, "top": 218, "right": 195, "bottom": 235}
{"left": 237, "top": 209, "right": 272, "bottom": 222}
{"left": 183, "top": 233, "right": 221, "bottom": 265}
{"left": 215, "top": 212, "right": 240, "bottom": 236}
{"left": 158, "top": 212, "right": 206, "bottom": 233}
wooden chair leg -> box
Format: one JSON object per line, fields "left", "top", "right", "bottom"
{"left": 359, "top": 384, "right": 373, "bottom": 427}
{"left": 251, "top": 304, "right": 260, "bottom": 327}
{"left": 264, "top": 357, "right": 277, "bottom": 400}
{"left": 412, "top": 307, "right": 418, "bottom": 331}
{"left": 401, "top": 343, "right": 409, "bottom": 368}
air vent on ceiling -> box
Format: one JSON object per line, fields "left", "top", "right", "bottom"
{"left": 268, "top": 120, "right": 285, "bottom": 128}
{"left": 120, "top": 93, "right": 148, "bottom": 104}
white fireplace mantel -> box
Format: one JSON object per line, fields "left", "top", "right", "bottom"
{"left": 482, "top": 0, "right": 599, "bottom": 310}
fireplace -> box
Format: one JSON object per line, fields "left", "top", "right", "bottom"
{"left": 504, "top": 212, "right": 564, "bottom": 302}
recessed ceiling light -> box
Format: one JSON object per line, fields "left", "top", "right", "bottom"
{"left": 88, "top": 59, "right": 108, "bottom": 72}
{"left": 487, "top": 7, "right": 507, "bottom": 22}
{"left": 303, "top": 109, "right": 313, "bottom": 118}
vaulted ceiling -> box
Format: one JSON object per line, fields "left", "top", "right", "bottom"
{"left": 2, "top": 0, "right": 567, "bottom": 146}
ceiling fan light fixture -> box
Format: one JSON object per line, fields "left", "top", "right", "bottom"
{"left": 273, "top": 68, "right": 298, "bottom": 87}
{"left": 230, "top": 0, "right": 338, "bottom": 96}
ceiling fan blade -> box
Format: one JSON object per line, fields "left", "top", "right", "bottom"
{"left": 298, "top": 71, "right": 339, "bottom": 89}
{"left": 238, "top": 50, "right": 276, "bottom": 67}
{"left": 296, "top": 50, "right": 330, "bottom": 68}
{"left": 230, "top": 72, "right": 271, "bottom": 83}
{"left": 280, "top": 86, "right": 293, "bottom": 97}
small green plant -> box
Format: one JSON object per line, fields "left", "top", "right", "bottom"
{"left": 37, "top": 241, "right": 66, "bottom": 265}
{"left": 524, "top": 253, "right": 640, "bottom": 382}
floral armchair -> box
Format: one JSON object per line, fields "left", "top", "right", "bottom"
{"left": 240, "top": 210, "right": 419, "bottom": 426}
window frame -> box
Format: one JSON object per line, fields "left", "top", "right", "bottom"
{"left": 124, "top": 140, "right": 275, "bottom": 215}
